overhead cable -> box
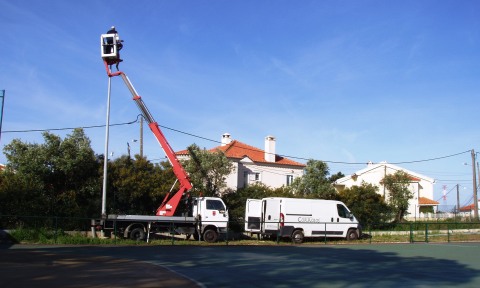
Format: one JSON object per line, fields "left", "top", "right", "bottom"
{"left": 2, "top": 115, "right": 142, "bottom": 133}
{"left": 1, "top": 119, "right": 473, "bottom": 166}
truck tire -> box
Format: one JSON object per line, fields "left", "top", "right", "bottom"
{"left": 202, "top": 229, "right": 218, "bottom": 243}
{"left": 130, "top": 227, "right": 145, "bottom": 241}
{"left": 292, "top": 230, "right": 304, "bottom": 244}
{"left": 346, "top": 229, "right": 358, "bottom": 241}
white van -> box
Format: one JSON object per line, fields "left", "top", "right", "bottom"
{"left": 245, "top": 197, "right": 361, "bottom": 243}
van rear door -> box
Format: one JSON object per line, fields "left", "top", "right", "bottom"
{"left": 245, "top": 199, "right": 262, "bottom": 233}
{"left": 262, "top": 198, "right": 281, "bottom": 235}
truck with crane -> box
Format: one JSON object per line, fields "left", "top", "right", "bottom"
{"left": 95, "top": 30, "right": 229, "bottom": 243}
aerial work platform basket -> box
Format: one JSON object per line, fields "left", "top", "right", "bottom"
{"left": 100, "top": 33, "right": 119, "bottom": 59}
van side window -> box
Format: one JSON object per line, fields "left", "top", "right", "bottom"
{"left": 206, "top": 199, "right": 225, "bottom": 211}
{"left": 337, "top": 204, "right": 349, "bottom": 218}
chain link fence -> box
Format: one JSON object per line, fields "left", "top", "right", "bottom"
{"left": 1, "top": 214, "right": 479, "bottom": 245}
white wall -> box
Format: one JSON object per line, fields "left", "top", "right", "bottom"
{"left": 232, "top": 159, "right": 304, "bottom": 190}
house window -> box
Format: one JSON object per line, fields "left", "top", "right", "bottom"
{"left": 252, "top": 172, "right": 261, "bottom": 182}
{"left": 243, "top": 171, "right": 261, "bottom": 187}
{"left": 248, "top": 172, "right": 261, "bottom": 182}
{"left": 286, "top": 175, "right": 294, "bottom": 186}
{"left": 243, "top": 171, "right": 249, "bottom": 188}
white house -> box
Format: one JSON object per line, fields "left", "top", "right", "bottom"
{"left": 333, "top": 162, "right": 438, "bottom": 220}
{"left": 177, "top": 133, "right": 305, "bottom": 191}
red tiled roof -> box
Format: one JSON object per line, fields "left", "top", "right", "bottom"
{"left": 409, "top": 176, "right": 421, "bottom": 182}
{"left": 177, "top": 140, "right": 305, "bottom": 167}
{"left": 418, "top": 197, "right": 439, "bottom": 205}
{"left": 459, "top": 203, "right": 479, "bottom": 212}
{"left": 176, "top": 149, "right": 189, "bottom": 155}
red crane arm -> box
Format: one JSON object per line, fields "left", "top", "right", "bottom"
{"left": 103, "top": 60, "right": 193, "bottom": 216}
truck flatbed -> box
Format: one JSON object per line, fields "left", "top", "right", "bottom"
{"left": 107, "top": 214, "right": 197, "bottom": 222}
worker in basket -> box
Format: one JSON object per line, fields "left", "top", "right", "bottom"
{"left": 105, "top": 26, "right": 124, "bottom": 70}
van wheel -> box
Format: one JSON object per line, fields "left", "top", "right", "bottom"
{"left": 292, "top": 230, "right": 304, "bottom": 244}
{"left": 203, "top": 229, "right": 218, "bottom": 243}
{"left": 347, "top": 229, "right": 358, "bottom": 241}
{"left": 130, "top": 227, "right": 145, "bottom": 241}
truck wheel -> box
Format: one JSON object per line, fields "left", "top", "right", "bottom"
{"left": 130, "top": 227, "right": 145, "bottom": 241}
{"left": 346, "top": 229, "right": 358, "bottom": 241}
{"left": 292, "top": 230, "right": 304, "bottom": 244}
{"left": 202, "top": 229, "right": 218, "bottom": 243}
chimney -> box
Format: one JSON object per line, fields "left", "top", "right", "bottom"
{"left": 221, "top": 133, "right": 232, "bottom": 146}
{"left": 264, "top": 135, "right": 276, "bottom": 162}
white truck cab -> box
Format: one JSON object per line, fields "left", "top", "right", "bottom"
{"left": 192, "top": 197, "right": 229, "bottom": 242}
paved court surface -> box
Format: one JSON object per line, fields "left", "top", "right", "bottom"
{"left": 0, "top": 245, "right": 200, "bottom": 288}
{"left": 2, "top": 243, "right": 480, "bottom": 287}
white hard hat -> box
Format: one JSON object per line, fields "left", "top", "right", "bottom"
{"left": 111, "top": 26, "right": 115, "bottom": 29}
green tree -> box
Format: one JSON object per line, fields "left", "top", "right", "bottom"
{"left": 182, "top": 144, "right": 234, "bottom": 197}
{"left": 107, "top": 155, "right": 175, "bottom": 215}
{"left": 338, "top": 181, "right": 392, "bottom": 228}
{"left": 1, "top": 129, "right": 100, "bottom": 218}
{"left": 328, "top": 171, "right": 345, "bottom": 183}
{"left": 289, "top": 159, "right": 337, "bottom": 199}
{"left": 0, "top": 169, "right": 44, "bottom": 217}
{"left": 381, "top": 171, "right": 413, "bottom": 222}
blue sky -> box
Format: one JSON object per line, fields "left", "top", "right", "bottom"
{"left": 1, "top": 0, "right": 479, "bottom": 208}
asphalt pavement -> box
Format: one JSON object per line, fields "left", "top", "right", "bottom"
{"left": 2, "top": 243, "right": 480, "bottom": 288}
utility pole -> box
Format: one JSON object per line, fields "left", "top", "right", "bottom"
{"left": 477, "top": 160, "right": 480, "bottom": 196}
{"left": 471, "top": 149, "right": 478, "bottom": 221}
{"left": 456, "top": 184, "right": 460, "bottom": 214}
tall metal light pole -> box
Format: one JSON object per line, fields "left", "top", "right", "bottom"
{"left": 471, "top": 149, "right": 478, "bottom": 221}
{"left": 101, "top": 77, "right": 112, "bottom": 219}
{"left": 140, "top": 117, "right": 144, "bottom": 158}
{"left": 0, "top": 90, "right": 5, "bottom": 142}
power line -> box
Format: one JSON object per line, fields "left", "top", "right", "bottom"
{"left": 2, "top": 116, "right": 142, "bottom": 133}
{"left": 1, "top": 119, "right": 474, "bottom": 166}
{"left": 389, "top": 150, "right": 472, "bottom": 165}
{"left": 435, "top": 185, "right": 457, "bottom": 202}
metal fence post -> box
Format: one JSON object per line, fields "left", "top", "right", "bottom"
{"left": 324, "top": 223, "right": 327, "bottom": 245}
{"left": 409, "top": 223, "right": 413, "bottom": 243}
{"left": 54, "top": 216, "right": 58, "bottom": 244}
{"left": 425, "top": 223, "right": 429, "bottom": 243}
{"left": 225, "top": 220, "right": 229, "bottom": 246}
{"left": 447, "top": 223, "right": 450, "bottom": 243}
{"left": 114, "top": 220, "right": 117, "bottom": 244}
{"left": 369, "top": 225, "right": 372, "bottom": 244}
{"left": 276, "top": 221, "right": 280, "bottom": 245}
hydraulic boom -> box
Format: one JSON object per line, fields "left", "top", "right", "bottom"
{"left": 100, "top": 32, "right": 192, "bottom": 217}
